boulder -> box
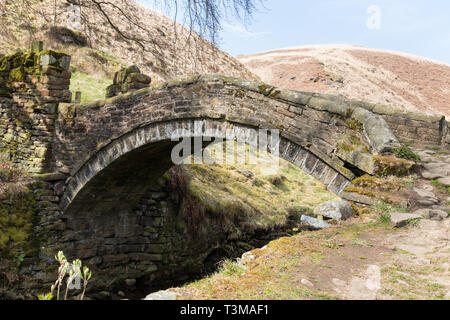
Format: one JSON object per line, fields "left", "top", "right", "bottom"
{"left": 429, "top": 209, "right": 448, "bottom": 221}
{"left": 336, "top": 149, "right": 375, "bottom": 175}
{"left": 341, "top": 191, "right": 378, "bottom": 206}
{"left": 362, "top": 113, "right": 401, "bottom": 154}
{"left": 389, "top": 212, "right": 422, "bottom": 228}
{"left": 127, "top": 73, "right": 151, "bottom": 84}
{"left": 301, "top": 279, "right": 314, "bottom": 288}
{"left": 144, "top": 290, "right": 178, "bottom": 300}
{"left": 301, "top": 215, "right": 331, "bottom": 230}
{"left": 413, "top": 208, "right": 431, "bottom": 218}
{"left": 314, "top": 200, "right": 354, "bottom": 220}
{"left": 414, "top": 208, "right": 447, "bottom": 221}
{"left": 413, "top": 187, "right": 439, "bottom": 205}
{"left": 433, "top": 205, "right": 450, "bottom": 214}
{"left": 421, "top": 163, "right": 450, "bottom": 180}
{"left": 437, "top": 176, "right": 450, "bottom": 187}
{"left": 422, "top": 170, "right": 446, "bottom": 180}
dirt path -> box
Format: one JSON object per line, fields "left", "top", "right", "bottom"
{"left": 166, "top": 212, "right": 449, "bottom": 300}
{"left": 323, "top": 217, "right": 450, "bottom": 300}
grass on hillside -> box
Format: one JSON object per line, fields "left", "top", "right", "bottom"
{"left": 181, "top": 141, "right": 340, "bottom": 233}
{"left": 69, "top": 71, "right": 112, "bottom": 103}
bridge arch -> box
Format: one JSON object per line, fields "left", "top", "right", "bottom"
{"left": 61, "top": 118, "right": 353, "bottom": 215}
{"left": 56, "top": 74, "right": 406, "bottom": 216}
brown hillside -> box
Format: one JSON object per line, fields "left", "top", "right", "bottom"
{"left": 0, "top": 0, "right": 256, "bottom": 83}
{"left": 237, "top": 44, "right": 450, "bottom": 120}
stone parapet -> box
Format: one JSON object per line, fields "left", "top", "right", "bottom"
{"left": 105, "top": 65, "right": 151, "bottom": 98}
{"left": 70, "top": 74, "right": 448, "bottom": 150}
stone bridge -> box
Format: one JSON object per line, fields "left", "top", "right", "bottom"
{"left": 54, "top": 74, "right": 449, "bottom": 215}
{"left": 1, "top": 47, "right": 449, "bottom": 293}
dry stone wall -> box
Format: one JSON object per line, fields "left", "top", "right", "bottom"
{"left": 301, "top": 91, "right": 448, "bottom": 149}
{"left": 0, "top": 42, "right": 71, "bottom": 173}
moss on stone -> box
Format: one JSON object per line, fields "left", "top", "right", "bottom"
{"left": 345, "top": 118, "right": 364, "bottom": 132}
{"left": 0, "top": 50, "right": 43, "bottom": 91}
{"left": 337, "top": 135, "right": 369, "bottom": 153}
{"left": 372, "top": 155, "right": 415, "bottom": 177}
{"left": 0, "top": 162, "right": 39, "bottom": 258}
{"left": 257, "top": 84, "right": 274, "bottom": 96}
{"left": 9, "top": 67, "right": 26, "bottom": 82}
{"left": 35, "top": 49, "right": 68, "bottom": 71}
{"left": 352, "top": 175, "right": 407, "bottom": 193}
{"left": 343, "top": 186, "right": 407, "bottom": 207}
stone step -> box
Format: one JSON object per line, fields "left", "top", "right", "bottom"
{"left": 336, "top": 148, "right": 415, "bottom": 177}
{"left": 341, "top": 187, "right": 409, "bottom": 208}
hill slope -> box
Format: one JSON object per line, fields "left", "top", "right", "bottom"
{"left": 0, "top": 0, "right": 256, "bottom": 85}
{"left": 237, "top": 44, "right": 450, "bottom": 120}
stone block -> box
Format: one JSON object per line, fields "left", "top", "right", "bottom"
{"left": 39, "top": 51, "right": 71, "bottom": 71}
{"left": 129, "top": 253, "right": 163, "bottom": 262}
{"left": 336, "top": 149, "right": 375, "bottom": 175}
{"left": 102, "top": 254, "right": 129, "bottom": 266}
{"left": 301, "top": 215, "right": 331, "bottom": 230}
{"left": 314, "top": 200, "right": 354, "bottom": 220}
{"left": 389, "top": 212, "right": 422, "bottom": 228}
{"left": 127, "top": 73, "right": 151, "bottom": 84}
{"left": 31, "top": 40, "right": 43, "bottom": 53}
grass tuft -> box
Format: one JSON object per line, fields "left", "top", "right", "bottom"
{"left": 218, "top": 259, "right": 246, "bottom": 276}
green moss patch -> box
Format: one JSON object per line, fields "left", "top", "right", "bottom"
{"left": 337, "top": 134, "right": 369, "bottom": 153}
{"left": 343, "top": 186, "right": 407, "bottom": 208}
{"left": 372, "top": 155, "right": 415, "bottom": 177}
{"left": 352, "top": 175, "right": 408, "bottom": 193}
{"left": 0, "top": 162, "right": 38, "bottom": 259}
{"left": 392, "top": 144, "right": 421, "bottom": 162}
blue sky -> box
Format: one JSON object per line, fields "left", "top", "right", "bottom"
{"left": 142, "top": 0, "right": 450, "bottom": 64}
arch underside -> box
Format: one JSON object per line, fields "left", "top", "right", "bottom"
{"left": 62, "top": 118, "right": 351, "bottom": 216}
{"left": 57, "top": 118, "right": 353, "bottom": 289}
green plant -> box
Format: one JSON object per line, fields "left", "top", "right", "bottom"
{"left": 81, "top": 265, "right": 93, "bottom": 300}
{"left": 379, "top": 213, "right": 391, "bottom": 225}
{"left": 64, "top": 259, "right": 81, "bottom": 300}
{"left": 407, "top": 218, "right": 421, "bottom": 228}
{"left": 39, "top": 251, "right": 93, "bottom": 301}
{"left": 266, "top": 174, "right": 286, "bottom": 187}
{"left": 13, "top": 253, "right": 25, "bottom": 266}
{"left": 431, "top": 180, "right": 450, "bottom": 194}
{"left": 38, "top": 292, "right": 53, "bottom": 300}
{"left": 373, "top": 201, "right": 406, "bottom": 214}
{"left": 392, "top": 144, "right": 421, "bottom": 162}
{"left": 218, "top": 259, "right": 246, "bottom": 276}
{"left": 52, "top": 251, "right": 69, "bottom": 300}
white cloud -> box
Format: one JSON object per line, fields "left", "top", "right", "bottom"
{"left": 223, "top": 23, "right": 272, "bottom": 37}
